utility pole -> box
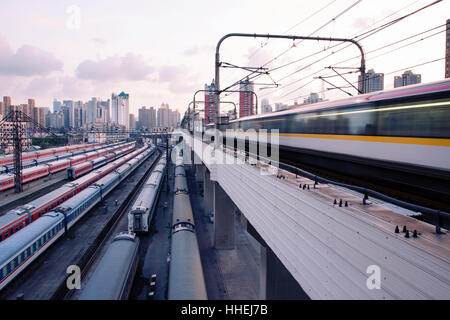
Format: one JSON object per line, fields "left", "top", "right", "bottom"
{"left": 165, "top": 131, "right": 170, "bottom": 194}
{"left": 0, "top": 110, "right": 56, "bottom": 193}
{"left": 12, "top": 111, "right": 23, "bottom": 193}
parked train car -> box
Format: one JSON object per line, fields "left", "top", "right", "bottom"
{"left": 168, "top": 153, "right": 207, "bottom": 300}
{"left": 66, "top": 144, "right": 136, "bottom": 180}
{"left": 0, "top": 147, "right": 154, "bottom": 291}
{"left": 0, "top": 141, "right": 126, "bottom": 174}
{"left": 0, "top": 142, "right": 104, "bottom": 167}
{"left": 0, "top": 143, "right": 136, "bottom": 191}
{"left": 128, "top": 154, "right": 166, "bottom": 233}
{"left": 78, "top": 232, "right": 140, "bottom": 300}
{"left": 0, "top": 146, "right": 152, "bottom": 241}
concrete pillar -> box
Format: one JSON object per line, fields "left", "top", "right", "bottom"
{"left": 260, "top": 245, "right": 309, "bottom": 300}
{"left": 213, "top": 182, "right": 235, "bottom": 249}
{"left": 203, "top": 167, "right": 213, "bottom": 217}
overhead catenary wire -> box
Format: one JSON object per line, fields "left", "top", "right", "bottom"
{"left": 220, "top": 0, "right": 364, "bottom": 95}
{"left": 230, "top": 0, "right": 444, "bottom": 102}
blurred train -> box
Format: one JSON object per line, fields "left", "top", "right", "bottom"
{"left": 168, "top": 152, "right": 207, "bottom": 300}
{"left": 78, "top": 232, "right": 140, "bottom": 300}
{"left": 0, "top": 146, "right": 155, "bottom": 292}
{"left": 0, "top": 144, "right": 145, "bottom": 242}
{"left": 0, "top": 142, "right": 105, "bottom": 167}
{"left": 200, "top": 79, "right": 450, "bottom": 201}
{"left": 0, "top": 142, "right": 135, "bottom": 192}
{"left": 128, "top": 154, "right": 166, "bottom": 233}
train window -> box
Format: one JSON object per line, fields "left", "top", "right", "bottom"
{"left": 27, "top": 247, "right": 31, "bottom": 257}
{"left": 33, "top": 243, "right": 36, "bottom": 252}
{"left": 9, "top": 228, "right": 13, "bottom": 236}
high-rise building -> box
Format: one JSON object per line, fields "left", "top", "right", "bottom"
{"left": 261, "top": 99, "right": 272, "bottom": 114}
{"left": 63, "top": 100, "right": 74, "bottom": 128}
{"left": 111, "top": 92, "right": 129, "bottom": 129}
{"left": 61, "top": 105, "right": 70, "bottom": 129}
{"left": 47, "top": 111, "right": 64, "bottom": 129}
{"left": 87, "top": 97, "right": 98, "bottom": 124}
{"left": 3, "top": 96, "right": 11, "bottom": 113}
{"left": 172, "top": 109, "right": 180, "bottom": 127}
{"left": 358, "top": 69, "right": 384, "bottom": 93}
{"left": 0, "top": 102, "right": 4, "bottom": 119}
{"left": 304, "top": 92, "right": 323, "bottom": 105}
{"left": 99, "top": 99, "right": 110, "bottom": 123}
{"left": 275, "top": 103, "right": 288, "bottom": 112}
{"left": 157, "top": 103, "right": 169, "bottom": 128}
{"left": 394, "top": 70, "right": 422, "bottom": 88}
{"left": 239, "top": 77, "right": 255, "bottom": 118}
{"left": 129, "top": 114, "right": 136, "bottom": 131}
{"left": 204, "top": 81, "right": 215, "bottom": 125}
{"left": 33, "top": 107, "right": 40, "bottom": 127}
{"left": 138, "top": 106, "right": 157, "bottom": 130}
{"left": 53, "top": 99, "right": 62, "bottom": 113}
{"left": 445, "top": 19, "right": 450, "bottom": 78}
{"left": 38, "top": 107, "right": 46, "bottom": 128}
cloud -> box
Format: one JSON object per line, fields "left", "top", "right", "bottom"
{"left": 246, "top": 46, "right": 273, "bottom": 68}
{"left": 75, "top": 53, "right": 153, "bottom": 81}
{"left": 184, "top": 45, "right": 200, "bottom": 56}
{"left": 158, "top": 65, "right": 186, "bottom": 82}
{"left": 24, "top": 76, "right": 60, "bottom": 96}
{"left": 157, "top": 65, "right": 199, "bottom": 94}
{"left": 352, "top": 17, "right": 376, "bottom": 31}
{"left": 92, "top": 37, "right": 107, "bottom": 45}
{"left": 183, "top": 44, "right": 214, "bottom": 56}
{"left": 0, "top": 35, "right": 63, "bottom": 76}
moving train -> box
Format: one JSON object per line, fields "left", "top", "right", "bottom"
{"left": 0, "top": 146, "right": 155, "bottom": 292}
{"left": 78, "top": 232, "right": 140, "bottom": 300}
{"left": 128, "top": 154, "right": 166, "bottom": 233}
{"left": 0, "top": 144, "right": 143, "bottom": 242}
{"left": 0, "top": 142, "right": 135, "bottom": 192}
{"left": 200, "top": 79, "right": 450, "bottom": 201}
{"left": 0, "top": 143, "right": 104, "bottom": 167}
{"left": 168, "top": 152, "right": 207, "bottom": 300}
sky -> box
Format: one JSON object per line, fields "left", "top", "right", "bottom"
{"left": 0, "top": 0, "right": 449, "bottom": 117}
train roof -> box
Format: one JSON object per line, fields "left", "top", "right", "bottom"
{"left": 56, "top": 185, "right": 100, "bottom": 212}
{"left": 0, "top": 212, "right": 64, "bottom": 266}
{"left": 230, "top": 79, "right": 450, "bottom": 123}
{"left": 78, "top": 233, "right": 139, "bottom": 300}
{"left": 22, "top": 164, "right": 49, "bottom": 174}
{"left": 18, "top": 183, "right": 77, "bottom": 212}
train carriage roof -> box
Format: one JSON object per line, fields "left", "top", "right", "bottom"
{"left": 0, "top": 212, "right": 64, "bottom": 266}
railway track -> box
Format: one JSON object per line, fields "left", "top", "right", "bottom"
{"left": 51, "top": 150, "right": 162, "bottom": 300}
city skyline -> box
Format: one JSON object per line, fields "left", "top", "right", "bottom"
{"left": 0, "top": 0, "right": 449, "bottom": 117}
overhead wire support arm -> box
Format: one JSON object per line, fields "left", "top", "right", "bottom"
{"left": 328, "top": 67, "right": 361, "bottom": 93}
{"left": 221, "top": 62, "right": 269, "bottom": 74}
{"left": 316, "top": 76, "right": 353, "bottom": 96}
{"left": 214, "top": 33, "right": 366, "bottom": 127}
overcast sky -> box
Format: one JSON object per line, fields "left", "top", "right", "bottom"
{"left": 0, "top": 0, "right": 449, "bottom": 117}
